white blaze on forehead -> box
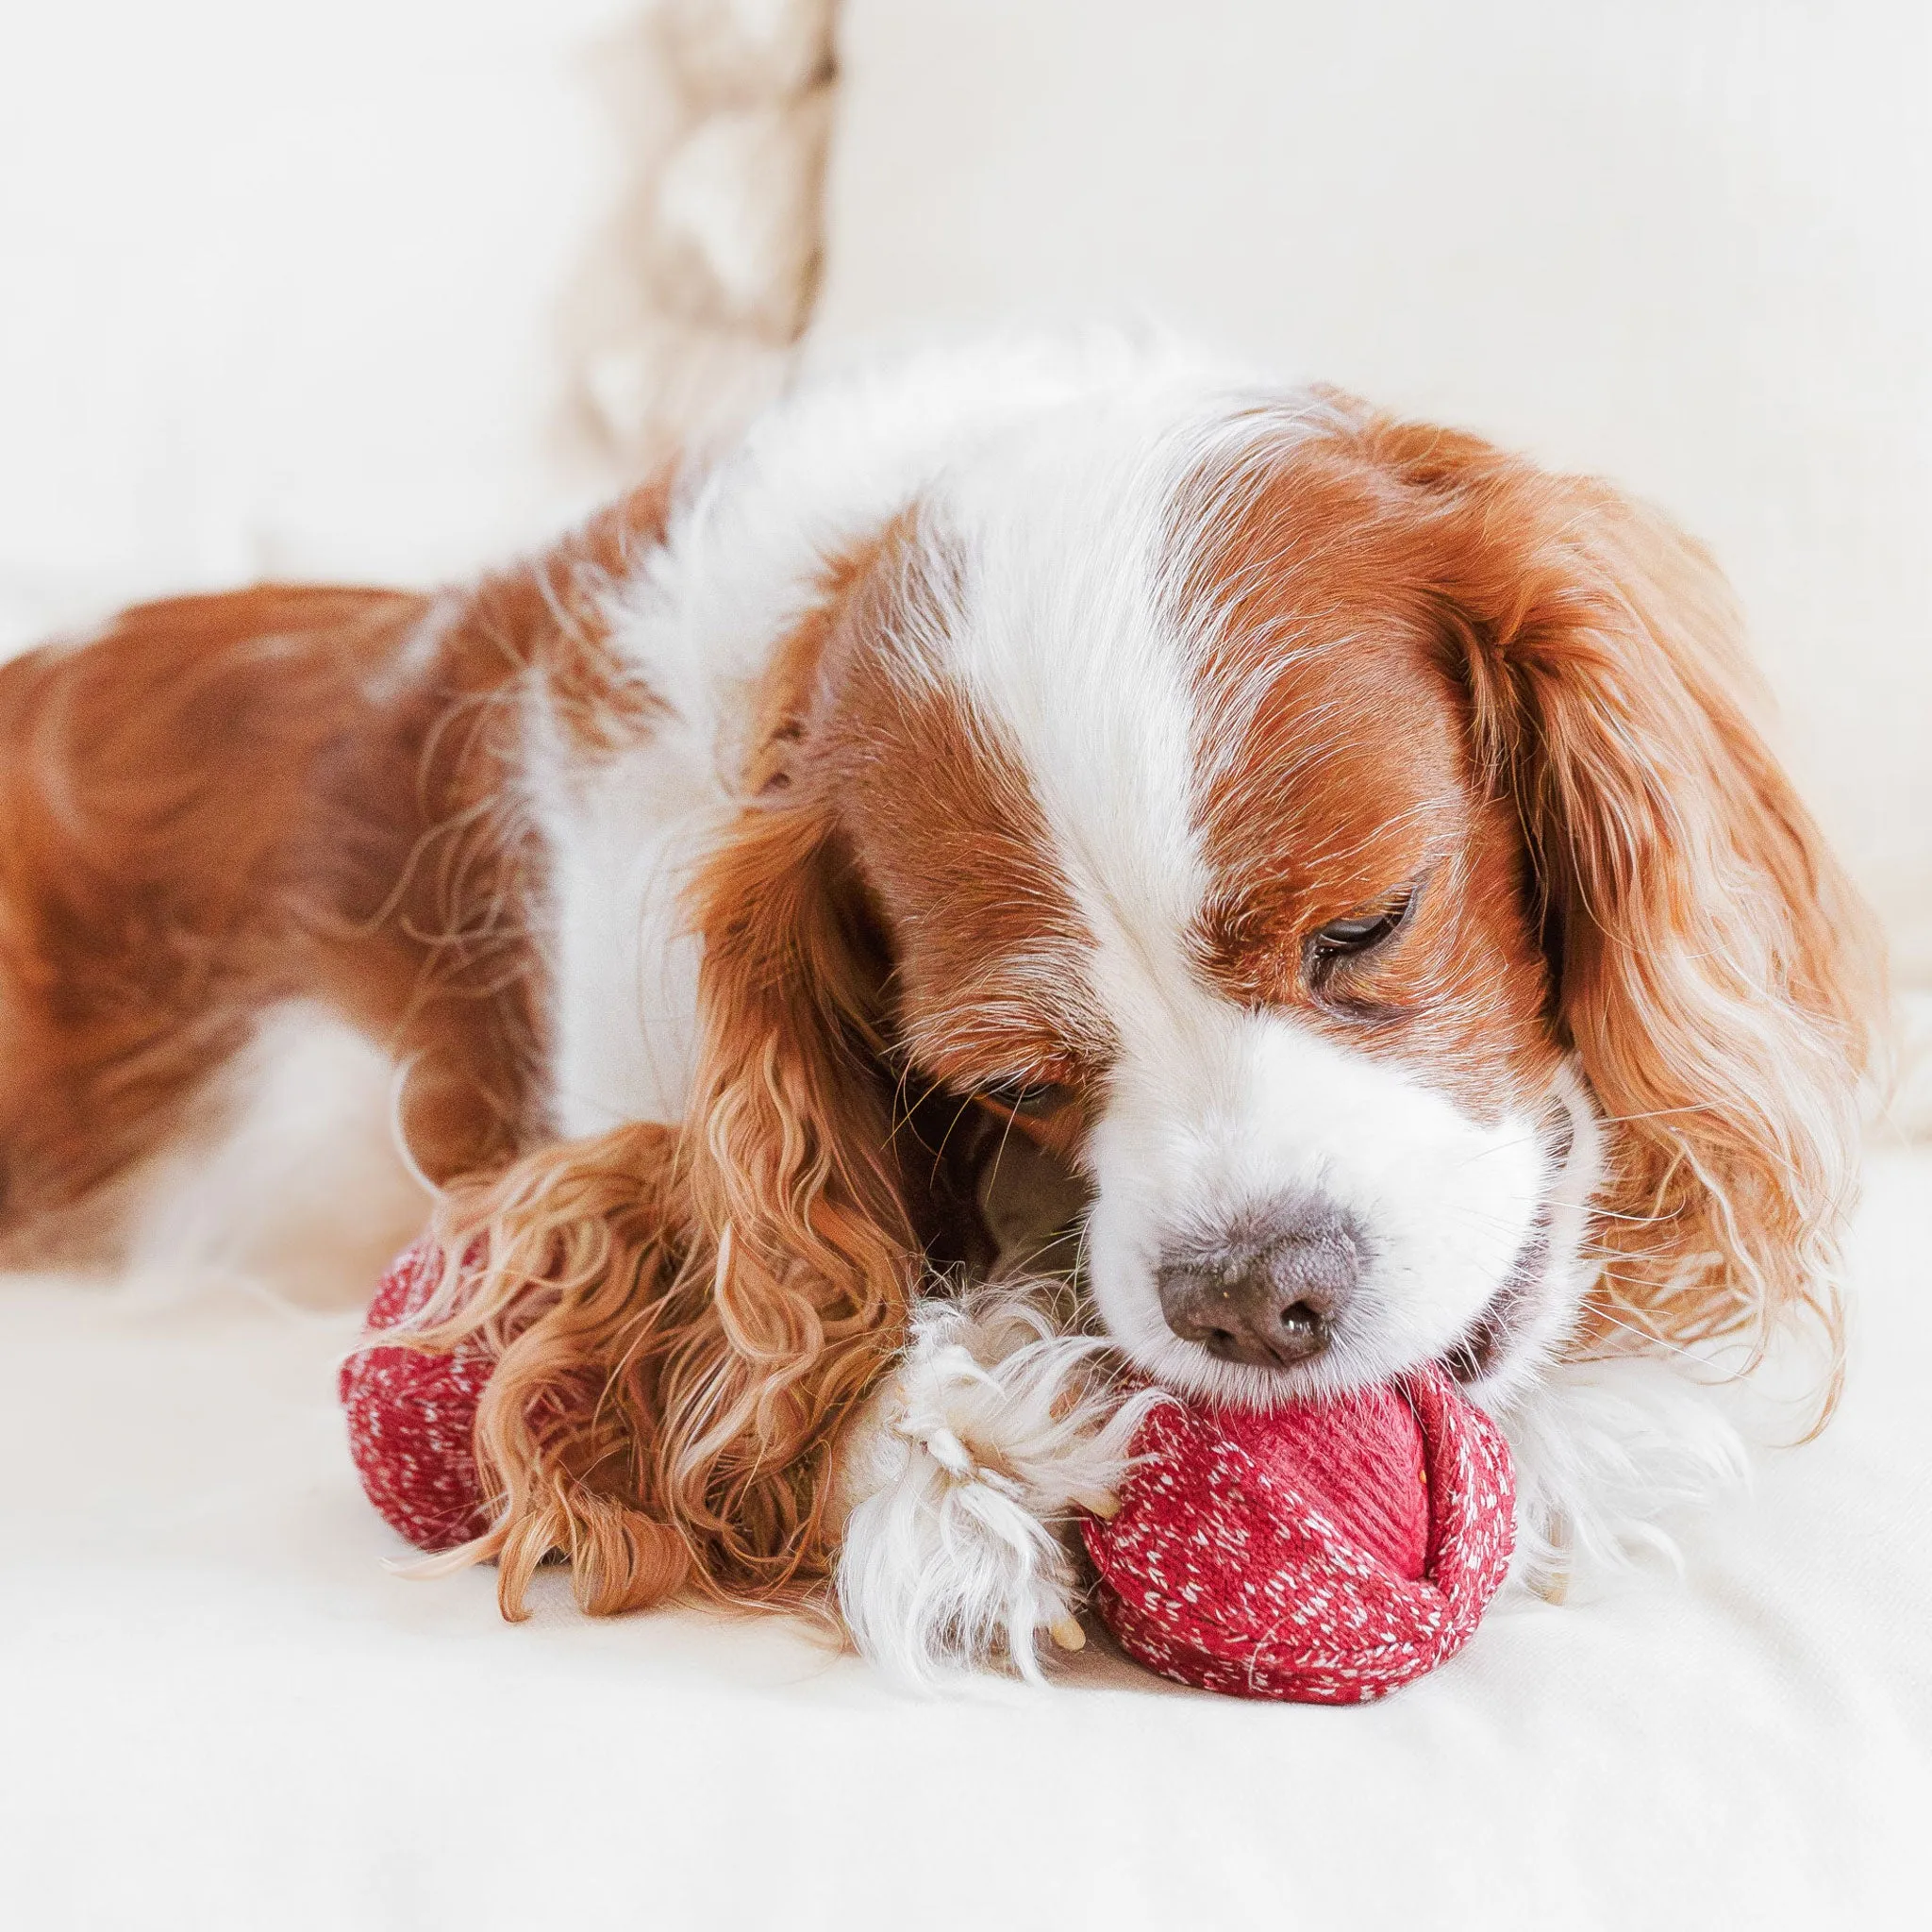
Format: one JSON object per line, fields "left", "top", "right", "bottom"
{"left": 914, "top": 392, "right": 1226, "bottom": 1017}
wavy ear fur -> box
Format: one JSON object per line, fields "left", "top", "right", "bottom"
{"left": 408, "top": 622, "right": 916, "bottom": 1619}
{"left": 1351, "top": 411, "right": 1884, "bottom": 1398}
{"left": 658, "top": 792, "right": 916, "bottom": 1593}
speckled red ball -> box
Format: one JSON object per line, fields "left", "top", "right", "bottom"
{"left": 1082, "top": 1366, "right": 1516, "bottom": 1703}
{"left": 339, "top": 1240, "right": 493, "bottom": 1553}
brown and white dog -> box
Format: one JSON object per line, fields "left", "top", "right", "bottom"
{"left": 0, "top": 339, "right": 1881, "bottom": 1678}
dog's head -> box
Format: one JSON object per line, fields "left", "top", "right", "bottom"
{"left": 456, "top": 377, "right": 1879, "bottom": 1608}
{"left": 688, "top": 385, "right": 1874, "bottom": 1407}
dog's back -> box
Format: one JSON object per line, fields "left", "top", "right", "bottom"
{"left": 0, "top": 584, "right": 540, "bottom": 1263}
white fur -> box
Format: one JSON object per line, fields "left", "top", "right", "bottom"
{"left": 525, "top": 676, "right": 722, "bottom": 1136}
{"left": 832, "top": 1281, "right": 1162, "bottom": 1687}
{"left": 103, "top": 1004, "right": 430, "bottom": 1311}
{"left": 1503, "top": 1355, "right": 1752, "bottom": 1593}
{"left": 1468, "top": 1062, "right": 1608, "bottom": 1412}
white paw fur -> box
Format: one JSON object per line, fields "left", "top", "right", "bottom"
{"left": 832, "top": 1281, "right": 1162, "bottom": 1686}
{"left": 1505, "top": 1352, "right": 1753, "bottom": 1596}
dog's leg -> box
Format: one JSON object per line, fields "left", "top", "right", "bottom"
{"left": 831, "top": 1281, "right": 1161, "bottom": 1686}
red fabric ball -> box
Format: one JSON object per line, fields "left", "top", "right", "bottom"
{"left": 1082, "top": 1365, "right": 1516, "bottom": 1703}
{"left": 339, "top": 1240, "right": 493, "bottom": 1553}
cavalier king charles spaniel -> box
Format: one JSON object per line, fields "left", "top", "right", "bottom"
{"left": 0, "top": 339, "right": 1880, "bottom": 1679}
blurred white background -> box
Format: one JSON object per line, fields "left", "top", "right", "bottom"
{"left": 0, "top": 2, "right": 637, "bottom": 601}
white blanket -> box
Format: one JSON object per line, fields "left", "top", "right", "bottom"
{"left": 5, "top": 1148, "right": 1925, "bottom": 1929}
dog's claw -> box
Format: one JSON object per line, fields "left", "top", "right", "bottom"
{"left": 1050, "top": 1615, "right": 1086, "bottom": 1652}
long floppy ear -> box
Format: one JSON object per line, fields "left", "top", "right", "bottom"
{"left": 415, "top": 596, "right": 915, "bottom": 1619}
{"left": 1355, "top": 412, "right": 1884, "bottom": 1396}
{"left": 654, "top": 785, "right": 915, "bottom": 1593}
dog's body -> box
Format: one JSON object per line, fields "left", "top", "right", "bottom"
{"left": 0, "top": 339, "right": 1880, "bottom": 1676}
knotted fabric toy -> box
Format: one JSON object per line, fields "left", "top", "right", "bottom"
{"left": 342, "top": 1240, "right": 1515, "bottom": 1701}
{"left": 1081, "top": 1369, "right": 1514, "bottom": 1702}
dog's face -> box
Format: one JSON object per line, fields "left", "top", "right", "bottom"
{"left": 680, "top": 380, "right": 1866, "bottom": 1447}
{"left": 803, "top": 400, "right": 1583, "bottom": 1407}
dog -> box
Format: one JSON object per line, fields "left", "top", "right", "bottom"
{"left": 0, "top": 337, "right": 1881, "bottom": 1679}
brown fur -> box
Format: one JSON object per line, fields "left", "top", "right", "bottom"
{"left": 1179, "top": 428, "right": 1560, "bottom": 1123}
{"left": 0, "top": 480, "right": 671, "bottom": 1250}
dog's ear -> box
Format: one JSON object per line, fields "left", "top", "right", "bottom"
{"left": 416, "top": 556, "right": 920, "bottom": 1618}
{"left": 419, "top": 1120, "right": 698, "bottom": 1620}
{"left": 659, "top": 787, "right": 916, "bottom": 1591}
{"left": 418, "top": 801, "right": 914, "bottom": 1622}
{"left": 1357, "top": 412, "right": 1883, "bottom": 1387}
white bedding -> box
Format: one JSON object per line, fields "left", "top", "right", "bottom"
{"left": 5, "top": 1146, "right": 1926, "bottom": 1929}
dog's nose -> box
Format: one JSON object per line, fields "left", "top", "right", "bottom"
{"left": 1156, "top": 1200, "right": 1361, "bottom": 1371}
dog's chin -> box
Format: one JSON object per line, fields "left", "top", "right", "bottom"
{"left": 1440, "top": 1238, "right": 1578, "bottom": 1412}
{"left": 1446, "top": 1076, "right": 1607, "bottom": 1411}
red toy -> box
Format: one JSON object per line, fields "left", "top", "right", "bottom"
{"left": 339, "top": 1241, "right": 494, "bottom": 1555}
{"left": 342, "top": 1241, "right": 1515, "bottom": 1701}
{"left": 1081, "top": 1368, "right": 1514, "bottom": 1703}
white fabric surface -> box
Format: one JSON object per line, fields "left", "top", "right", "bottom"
{"left": 815, "top": 0, "right": 1932, "bottom": 983}
{"left": 4, "top": 1148, "right": 1927, "bottom": 1929}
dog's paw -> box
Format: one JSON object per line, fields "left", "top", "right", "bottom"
{"left": 832, "top": 1285, "right": 1157, "bottom": 1686}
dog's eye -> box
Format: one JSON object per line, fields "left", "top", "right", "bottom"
{"left": 1309, "top": 889, "right": 1416, "bottom": 964}
{"left": 974, "top": 1076, "right": 1068, "bottom": 1121}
